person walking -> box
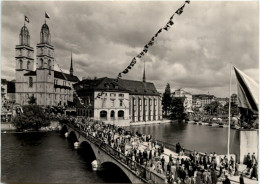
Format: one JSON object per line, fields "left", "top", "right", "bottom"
{"left": 161, "top": 156, "right": 165, "bottom": 172}
{"left": 239, "top": 174, "right": 244, "bottom": 184}
{"left": 250, "top": 163, "right": 258, "bottom": 180}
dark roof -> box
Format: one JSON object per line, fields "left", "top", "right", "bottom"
{"left": 54, "top": 71, "right": 79, "bottom": 82}
{"left": 24, "top": 71, "right": 36, "bottom": 76}
{"left": 75, "top": 77, "right": 160, "bottom": 96}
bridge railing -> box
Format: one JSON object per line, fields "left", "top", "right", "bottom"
{"left": 64, "top": 121, "right": 165, "bottom": 183}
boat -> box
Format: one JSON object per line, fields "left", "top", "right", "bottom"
{"left": 218, "top": 122, "right": 229, "bottom": 128}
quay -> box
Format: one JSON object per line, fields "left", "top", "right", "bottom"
{"left": 60, "top": 118, "right": 258, "bottom": 184}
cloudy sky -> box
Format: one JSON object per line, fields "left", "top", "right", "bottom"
{"left": 1, "top": 1, "right": 259, "bottom": 97}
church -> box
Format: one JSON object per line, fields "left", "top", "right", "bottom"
{"left": 15, "top": 21, "right": 79, "bottom": 106}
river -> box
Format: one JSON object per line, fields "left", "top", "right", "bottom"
{"left": 1, "top": 122, "right": 239, "bottom": 183}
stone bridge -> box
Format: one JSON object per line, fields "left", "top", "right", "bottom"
{"left": 60, "top": 122, "right": 165, "bottom": 183}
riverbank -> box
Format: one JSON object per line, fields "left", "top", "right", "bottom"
{"left": 130, "top": 119, "right": 171, "bottom": 126}
{"left": 1, "top": 121, "right": 61, "bottom": 132}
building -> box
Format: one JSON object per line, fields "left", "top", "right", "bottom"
{"left": 1, "top": 79, "right": 16, "bottom": 122}
{"left": 171, "top": 88, "right": 193, "bottom": 113}
{"left": 15, "top": 21, "right": 79, "bottom": 106}
{"left": 192, "top": 94, "right": 216, "bottom": 108}
{"left": 74, "top": 76, "right": 163, "bottom": 126}
{"left": 215, "top": 97, "right": 229, "bottom": 106}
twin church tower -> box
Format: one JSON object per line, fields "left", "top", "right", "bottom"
{"left": 15, "top": 20, "right": 79, "bottom": 106}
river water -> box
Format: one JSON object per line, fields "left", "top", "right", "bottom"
{"left": 2, "top": 122, "right": 238, "bottom": 183}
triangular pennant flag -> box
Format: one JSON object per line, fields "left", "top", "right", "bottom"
{"left": 45, "top": 12, "right": 50, "bottom": 19}
{"left": 151, "top": 37, "right": 155, "bottom": 41}
{"left": 170, "top": 14, "right": 175, "bottom": 20}
{"left": 122, "top": 68, "right": 129, "bottom": 74}
{"left": 168, "top": 20, "right": 174, "bottom": 26}
{"left": 185, "top": 0, "right": 190, "bottom": 4}
{"left": 144, "top": 45, "right": 149, "bottom": 49}
{"left": 148, "top": 40, "right": 154, "bottom": 46}
{"left": 163, "top": 25, "right": 170, "bottom": 31}
{"left": 143, "top": 49, "right": 148, "bottom": 53}
{"left": 176, "top": 4, "right": 185, "bottom": 15}
{"left": 117, "top": 73, "right": 122, "bottom": 78}
{"left": 137, "top": 54, "right": 142, "bottom": 58}
{"left": 127, "top": 65, "right": 132, "bottom": 70}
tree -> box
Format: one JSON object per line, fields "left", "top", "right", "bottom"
{"left": 169, "top": 97, "right": 187, "bottom": 121}
{"left": 204, "top": 101, "right": 221, "bottom": 115}
{"left": 28, "top": 95, "right": 37, "bottom": 104}
{"left": 12, "top": 105, "right": 51, "bottom": 131}
{"left": 162, "top": 83, "right": 172, "bottom": 117}
{"left": 223, "top": 102, "right": 239, "bottom": 115}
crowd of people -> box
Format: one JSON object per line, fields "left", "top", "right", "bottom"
{"left": 61, "top": 116, "right": 257, "bottom": 184}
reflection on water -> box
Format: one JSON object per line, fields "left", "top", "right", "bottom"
{"left": 129, "top": 122, "right": 239, "bottom": 155}
{"left": 1, "top": 132, "right": 130, "bottom": 183}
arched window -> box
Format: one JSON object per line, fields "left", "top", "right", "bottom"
{"left": 110, "top": 111, "right": 115, "bottom": 120}
{"left": 100, "top": 111, "right": 107, "bottom": 120}
{"left": 48, "top": 60, "right": 51, "bottom": 67}
{"left": 27, "top": 61, "right": 30, "bottom": 70}
{"left": 19, "top": 60, "right": 23, "bottom": 69}
{"left": 40, "top": 59, "right": 43, "bottom": 68}
{"left": 29, "top": 77, "right": 33, "bottom": 87}
{"left": 118, "top": 110, "right": 124, "bottom": 120}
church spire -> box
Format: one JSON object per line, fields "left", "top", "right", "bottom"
{"left": 143, "top": 60, "right": 146, "bottom": 83}
{"left": 70, "top": 52, "right": 74, "bottom": 75}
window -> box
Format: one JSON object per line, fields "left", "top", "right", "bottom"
{"left": 118, "top": 110, "right": 124, "bottom": 119}
{"left": 40, "top": 59, "right": 44, "bottom": 68}
{"left": 63, "top": 81, "right": 66, "bottom": 86}
{"left": 48, "top": 60, "right": 51, "bottom": 67}
{"left": 111, "top": 99, "right": 115, "bottom": 107}
{"left": 19, "top": 60, "right": 23, "bottom": 69}
{"left": 29, "top": 77, "right": 33, "bottom": 87}
{"left": 119, "top": 99, "right": 123, "bottom": 107}
{"left": 119, "top": 93, "right": 124, "bottom": 97}
{"left": 54, "top": 79, "right": 58, "bottom": 85}
{"left": 110, "top": 93, "right": 116, "bottom": 97}
{"left": 27, "top": 61, "right": 30, "bottom": 69}
{"left": 100, "top": 111, "right": 107, "bottom": 120}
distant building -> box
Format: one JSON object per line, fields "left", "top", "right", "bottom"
{"left": 73, "top": 77, "right": 163, "bottom": 126}
{"left": 1, "top": 79, "right": 16, "bottom": 122}
{"left": 231, "top": 93, "right": 238, "bottom": 104}
{"left": 192, "top": 94, "right": 216, "bottom": 108}
{"left": 171, "top": 88, "right": 193, "bottom": 113}
{"left": 15, "top": 20, "right": 79, "bottom": 106}
{"left": 215, "top": 97, "right": 229, "bottom": 106}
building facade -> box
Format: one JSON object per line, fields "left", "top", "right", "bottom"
{"left": 15, "top": 22, "right": 79, "bottom": 106}
{"left": 192, "top": 94, "right": 216, "bottom": 109}
{"left": 171, "top": 88, "right": 193, "bottom": 113}
{"left": 74, "top": 77, "right": 163, "bottom": 126}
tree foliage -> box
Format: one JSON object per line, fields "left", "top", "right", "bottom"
{"left": 162, "top": 83, "right": 172, "bottom": 116}
{"left": 28, "top": 95, "right": 37, "bottom": 104}
{"left": 12, "top": 105, "right": 51, "bottom": 131}
{"left": 204, "top": 101, "right": 222, "bottom": 115}
{"left": 170, "top": 97, "right": 187, "bottom": 121}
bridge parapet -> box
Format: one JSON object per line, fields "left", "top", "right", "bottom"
{"left": 62, "top": 121, "right": 165, "bottom": 184}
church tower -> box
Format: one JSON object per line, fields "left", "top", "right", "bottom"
{"left": 70, "top": 52, "right": 74, "bottom": 75}
{"left": 15, "top": 24, "right": 34, "bottom": 105}
{"left": 36, "top": 21, "right": 55, "bottom": 105}
{"left": 143, "top": 61, "right": 146, "bottom": 83}
{"left": 15, "top": 25, "right": 34, "bottom": 71}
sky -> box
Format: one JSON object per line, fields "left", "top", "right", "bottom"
{"left": 1, "top": 1, "right": 259, "bottom": 97}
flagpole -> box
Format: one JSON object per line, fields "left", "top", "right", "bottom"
{"left": 227, "top": 62, "right": 232, "bottom": 160}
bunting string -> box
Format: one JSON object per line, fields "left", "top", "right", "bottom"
{"left": 94, "top": 0, "right": 190, "bottom": 100}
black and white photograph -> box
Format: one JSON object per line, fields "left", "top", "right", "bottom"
{"left": 1, "top": 1, "right": 259, "bottom": 184}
